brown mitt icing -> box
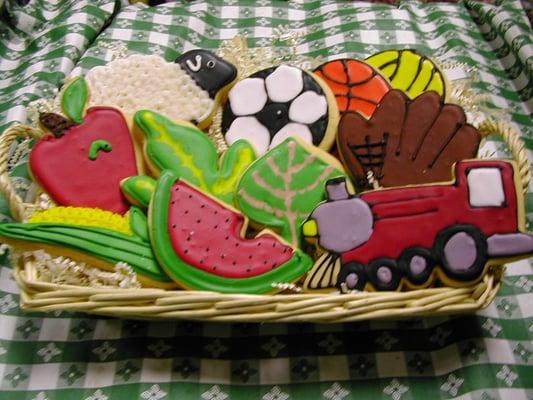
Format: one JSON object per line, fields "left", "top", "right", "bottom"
{"left": 337, "top": 90, "right": 481, "bottom": 188}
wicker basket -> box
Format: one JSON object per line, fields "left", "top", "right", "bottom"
{"left": 0, "top": 119, "right": 529, "bottom": 323}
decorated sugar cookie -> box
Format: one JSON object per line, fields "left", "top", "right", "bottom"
{"left": 86, "top": 50, "right": 237, "bottom": 128}
{"left": 337, "top": 90, "right": 481, "bottom": 189}
{"left": 314, "top": 59, "right": 391, "bottom": 117}
{"left": 0, "top": 206, "right": 174, "bottom": 288}
{"left": 134, "top": 110, "right": 256, "bottom": 204}
{"left": 366, "top": 49, "right": 446, "bottom": 99}
{"left": 221, "top": 65, "right": 339, "bottom": 155}
{"left": 149, "top": 170, "right": 312, "bottom": 294}
{"left": 303, "top": 160, "right": 533, "bottom": 291}
{"left": 236, "top": 137, "right": 348, "bottom": 247}
{"left": 30, "top": 77, "right": 143, "bottom": 215}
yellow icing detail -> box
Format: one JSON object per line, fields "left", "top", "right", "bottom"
{"left": 380, "top": 64, "right": 396, "bottom": 78}
{"left": 212, "top": 146, "right": 256, "bottom": 196}
{"left": 408, "top": 60, "right": 434, "bottom": 97}
{"left": 392, "top": 50, "right": 421, "bottom": 91}
{"left": 29, "top": 207, "right": 133, "bottom": 236}
{"left": 302, "top": 219, "right": 318, "bottom": 237}
{"left": 426, "top": 72, "right": 444, "bottom": 95}
{"left": 143, "top": 113, "right": 209, "bottom": 191}
{"left": 366, "top": 50, "right": 398, "bottom": 69}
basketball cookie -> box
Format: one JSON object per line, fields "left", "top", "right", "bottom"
{"left": 314, "top": 59, "right": 391, "bottom": 117}
{"left": 366, "top": 49, "right": 446, "bottom": 99}
{"left": 221, "top": 65, "right": 339, "bottom": 155}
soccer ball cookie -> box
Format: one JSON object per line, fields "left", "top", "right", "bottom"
{"left": 86, "top": 50, "right": 237, "bottom": 128}
{"left": 221, "top": 65, "right": 339, "bottom": 155}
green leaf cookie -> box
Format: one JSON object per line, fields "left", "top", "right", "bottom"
{"left": 236, "top": 137, "right": 348, "bottom": 247}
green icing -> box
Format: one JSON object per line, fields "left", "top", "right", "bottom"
{"left": 0, "top": 223, "right": 172, "bottom": 283}
{"left": 120, "top": 175, "right": 156, "bottom": 209}
{"left": 150, "top": 170, "right": 313, "bottom": 294}
{"left": 61, "top": 77, "right": 88, "bottom": 124}
{"left": 88, "top": 139, "right": 112, "bottom": 160}
{"left": 134, "top": 110, "right": 256, "bottom": 204}
{"left": 236, "top": 137, "right": 347, "bottom": 247}
{"left": 129, "top": 207, "right": 149, "bottom": 242}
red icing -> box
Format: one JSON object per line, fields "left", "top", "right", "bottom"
{"left": 167, "top": 180, "right": 293, "bottom": 278}
{"left": 314, "top": 59, "right": 390, "bottom": 117}
{"left": 30, "top": 107, "right": 138, "bottom": 214}
{"left": 342, "top": 160, "right": 519, "bottom": 265}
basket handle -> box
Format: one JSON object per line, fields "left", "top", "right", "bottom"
{"left": 0, "top": 124, "right": 45, "bottom": 222}
{"left": 479, "top": 119, "right": 531, "bottom": 196}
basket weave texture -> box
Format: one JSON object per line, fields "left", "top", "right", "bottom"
{"left": 0, "top": 119, "right": 529, "bottom": 323}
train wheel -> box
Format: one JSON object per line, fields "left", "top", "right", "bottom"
{"left": 337, "top": 262, "right": 367, "bottom": 291}
{"left": 434, "top": 225, "right": 487, "bottom": 282}
{"left": 398, "top": 247, "right": 435, "bottom": 286}
{"left": 368, "top": 258, "right": 402, "bottom": 291}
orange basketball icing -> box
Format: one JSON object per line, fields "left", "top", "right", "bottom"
{"left": 314, "top": 59, "right": 390, "bottom": 118}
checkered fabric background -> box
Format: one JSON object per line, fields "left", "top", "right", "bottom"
{"left": 0, "top": 0, "right": 532, "bottom": 399}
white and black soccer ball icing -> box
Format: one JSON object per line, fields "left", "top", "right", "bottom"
{"left": 222, "top": 65, "right": 330, "bottom": 155}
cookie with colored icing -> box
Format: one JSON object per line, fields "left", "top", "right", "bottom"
{"left": 337, "top": 89, "right": 481, "bottom": 189}
{"left": 303, "top": 160, "right": 533, "bottom": 291}
{"left": 314, "top": 59, "right": 391, "bottom": 117}
{"left": 148, "top": 170, "right": 312, "bottom": 294}
{"left": 221, "top": 64, "right": 339, "bottom": 155}
{"left": 133, "top": 110, "right": 256, "bottom": 205}
{"left": 0, "top": 206, "right": 175, "bottom": 288}
{"left": 30, "top": 77, "right": 144, "bottom": 215}
{"left": 236, "top": 137, "right": 349, "bottom": 247}
{"left": 86, "top": 50, "right": 237, "bottom": 128}
{"left": 366, "top": 49, "right": 446, "bottom": 99}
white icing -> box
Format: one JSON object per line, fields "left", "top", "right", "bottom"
{"left": 265, "top": 65, "right": 303, "bottom": 103}
{"left": 228, "top": 78, "right": 268, "bottom": 116}
{"left": 467, "top": 168, "right": 505, "bottom": 207}
{"left": 289, "top": 91, "right": 327, "bottom": 124}
{"left": 226, "top": 116, "right": 271, "bottom": 155}
{"left": 185, "top": 54, "right": 202, "bottom": 72}
{"left": 270, "top": 123, "right": 312, "bottom": 149}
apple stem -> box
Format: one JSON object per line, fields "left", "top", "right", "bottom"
{"left": 39, "top": 113, "right": 76, "bottom": 138}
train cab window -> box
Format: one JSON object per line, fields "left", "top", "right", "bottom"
{"left": 467, "top": 168, "right": 505, "bottom": 207}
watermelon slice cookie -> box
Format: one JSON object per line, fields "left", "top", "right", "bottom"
{"left": 149, "top": 170, "right": 313, "bottom": 294}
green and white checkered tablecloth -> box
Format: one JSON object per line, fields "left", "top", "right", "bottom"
{"left": 0, "top": 1, "right": 532, "bottom": 399}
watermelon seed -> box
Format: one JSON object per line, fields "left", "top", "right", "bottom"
{"left": 232, "top": 261, "right": 236, "bottom": 266}
{"left": 225, "top": 218, "right": 229, "bottom": 223}
{"left": 206, "top": 248, "right": 210, "bottom": 252}
{"left": 214, "top": 210, "right": 218, "bottom": 215}
{"left": 184, "top": 210, "right": 189, "bottom": 214}
{"left": 214, "top": 225, "right": 218, "bottom": 229}
{"left": 186, "top": 236, "right": 191, "bottom": 241}
{"left": 272, "top": 243, "right": 276, "bottom": 247}
{"left": 246, "top": 268, "right": 251, "bottom": 273}
{"left": 200, "top": 259, "right": 204, "bottom": 264}
{"left": 272, "top": 263, "right": 276, "bottom": 268}
{"left": 248, "top": 255, "right": 252, "bottom": 259}
{"left": 201, "top": 204, "right": 205, "bottom": 208}
{"left": 188, "top": 195, "right": 192, "bottom": 199}
{"left": 184, "top": 249, "right": 189, "bottom": 254}
{"left": 172, "top": 224, "right": 176, "bottom": 229}
{"left": 175, "top": 187, "right": 179, "bottom": 191}
{"left": 171, "top": 201, "right": 175, "bottom": 205}
{"left": 263, "top": 261, "right": 267, "bottom": 265}
{"left": 213, "top": 266, "right": 217, "bottom": 271}
{"left": 235, "top": 243, "right": 239, "bottom": 247}
{"left": 257, "top": 243, "right": 261, "bottom": 247}
{"left": 221, "top": 254, "right": 225, "bottom": 259}
{"left": 196, "top": 219, "right": 201, "bottom": 223}
{"left": 225, "top": 236, "right": 229, "bottom": 240}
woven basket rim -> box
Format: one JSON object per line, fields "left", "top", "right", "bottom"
{"left": 0, "top": 118, "right": 528, "bottom": 322}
